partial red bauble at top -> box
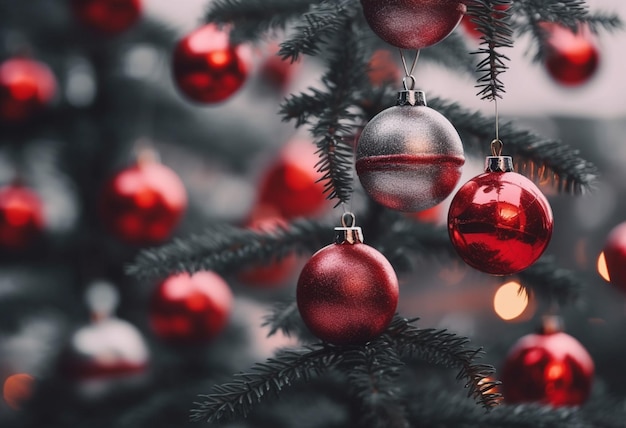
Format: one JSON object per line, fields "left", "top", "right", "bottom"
{"left": 70, "top": 0, "right": 142, "bottom": 34}
{"left": 0, "top": 184, "right": 45, "bottom": 250}
{"left": 0, "top": 58, "right": 56, "bottom": 123}
{"left": 100, "top": 161, "right": 187, "bottom": 245}
{"left": 448, "top": 171, "right": 553, "bottom": 275}
{"left": 541, "top": 22, "right": 600, "bottom": 87}
{"left": 360, "top": 0, "right": 466, "bottom": 49}
{"left": 602, "top": 221, "right": 626, "bottom": 293}
{"left": 150, "top": 271, "right": 233, "bottom": 345}
{"left": 172, "top": 24, "right": 250, "bottom": 103}
{"left": 461, "top": 3, "right": 509, "bottom": 39}
{"left": 501, "top": 331, "right": 594, "bottom": 406}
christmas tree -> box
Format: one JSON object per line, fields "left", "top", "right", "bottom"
{"left": 1, "top": 0, "right": 626, "bottom": 427}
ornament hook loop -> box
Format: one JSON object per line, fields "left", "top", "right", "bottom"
{"left": 490, "top": 139, "right": 503, "bottom": 157}
{"left": 335, "top": 212, "right": 363, "bottom": 245}
{"left": 402, "top": 75, "right": 416, "bottom": 91}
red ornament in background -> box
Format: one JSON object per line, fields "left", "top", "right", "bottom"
{"left": 259, "top": 43, "right": 301, "bottom": 91}
{"left": 461, "top": 3, "right": 509, "bottom": 39}
{"left": 360, "top": 0, "right": 466, "bottom": 49}
{"left": 501, "top": 320, "right": 594, "bottom": 406}
{"left": 541, "top": 22, "right": 600, "bottom": 87}
{"left": 257, "top": 139, "right": 328, "bottom": 219}
{"left": 356, "top": 90, "right": 465, "bottom": 212}
{"left": 0, "top": 184, "right": 45, "bottom": 250}
{"left": 297, "top": 214, "right": 399, "bottom": 345}
{"left": 0, "top": 58, "right": 56, "bottom": 123}
{"left": 172, "top": 24, "right": 249, "bottom": 103}
{"left": 367, "top": 49, "right": 401, "bottom": 87}
{"left": 238, "top": 213, "right": 298, "bottom": 287}
{"left": 448, "top": 156, "right": 553, "bottom": 275}
{"left": 150, "top": 271, "right": 233, "bottom": 345}
{"left": 71, "top": 0, "right": 142, "bottom": 34}
{"left": 602, "top": 221, "right": 626, "bottom": 293}
{"left": 100, "top": 158, "right": 187, "bottom": 245}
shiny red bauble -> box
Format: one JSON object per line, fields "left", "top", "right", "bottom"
{"left": 501, "top": 331, "right": 594, "bottom": 406}
{"left": 602, "top": 222, "right": 626, "bottom": 293}
{"left": 541, "top": 23, "right": 600, "bottom": 87}
{"left": 0, "top": 184, "right": 45, "bottom": 250}
{"left": 71, "top": 0, "right": 142, "bottom": 34}
{"left": 448, "top": 171, "right": 553, "bottom": 275}
{"left": 258, "top": 140, "right": 328, "bottom": 219}
{"left": 172, "top": 24, "right": 249, "bottom": 103}
{"left": 100, "top": 161, "right": 187, "bottom": 245}
{"left": 360, "top": 0, "right": 466, "bottom": 49}
{"left": 297, "top": 242, "right": 399, "bottom": 345}
{"left": 0, "top": 58, "right": 56, "bottom": 123}
{"left": 356, "top": 92, "right": 465, "bottom": 212}
{"left": 150, "top": 271, "right": 233, "bottom": 345}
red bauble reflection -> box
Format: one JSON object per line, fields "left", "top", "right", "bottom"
{"left": 0, "top": 58, "right": 56, "bottom": 123}
{"left": 448, "top": 172, "right": 553, "bottom": 275}
{"left": 258, "top": 140, "right": 328, "bottom": 219}
{"left": 71, "top": 0, "right": 142, "bottom": 34}
{"left": 360, "top": 0, "right": 466, "bottom": 49}
{"left": 541, "top": 23, "right": 600, "bottom": 87}
{"left": 501, "top": 331, "right": 594, "bottom": 406}
{"left": 172, "top": 24, "right": 249, "bottom": 103}
{"left": 0, "top": 184, "right": 44, "bottom": 250}
{"left": 259, "top": 43, "right": 301, "bottom": 91}
{"left": 100, "top": 161, "right": 187, "bottom": 245}
{"left": 602, "top": 222, "right": 626, "bottom": 293}
{"left": 461, "top": 3, "right": 509, "bottom": 39}
{"left": 367, "top": 49, "right": 401, "bottom": 87}
{"left": 238, "top": 213, "right": 298, "bottom": 287}
{"left": 297, "top": 242, "right": 399, "bottom": 345}
{"left": 150, "top": 271, "right": 233, "bottom": 344}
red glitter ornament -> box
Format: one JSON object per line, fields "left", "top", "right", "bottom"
{"left": 356, "top": 90, "right": 465, "bottom": 212}
{"left": 541, "top": 22, "right": 600, "bottom": 87}
{"left": 172, "top": 24, "right": 249, "bottom": 103}
{"left": 100, "top": 159, "right": 187, "bottom": 245}
{"left": 0, "top": 58, "right": 56, "bottom": 123}
{"left": 360, "top": 0, "right": 466, "bottom": 49}
{"left": 0, "top": 184, "right": 45, "bottom": 250}
{"left": 150, "top": 271, "right": 233, "bottom": 344}
{"left": 501, "top": 321, "right": 594, "bottom": 406}
{"left": 297, "top": 214, "right": 399, "bottom": 345}
{"left": 257, "top": 139, "right": 328, "bottom": 219}
{"left": 238, "top": 214, "right": 298, "bottom": 287}
{"left": 602, "top": 221, "right": 626, "bottom": 293}
{"left": 448, "top": 156, "right": 553, "bottom": 275}
{"left": 71, "top": 0, "right": 142, "bottom": 34}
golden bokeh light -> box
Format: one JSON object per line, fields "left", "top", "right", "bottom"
{"left": 3, "top": 373, "right": 35, "bottom": 410}
{"left": 493, "top": 281, "right": 529, "bottom": 321}
{"left": 597, "top": 251, "right": 611, "bottom": 282}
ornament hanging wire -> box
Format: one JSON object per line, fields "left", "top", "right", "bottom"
{"left": 398, "top": 49, "right": 420, "bottom": 90}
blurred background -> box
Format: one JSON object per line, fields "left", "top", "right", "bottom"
{"left": 0, "top": 0, "right": 625, "bottom": 427}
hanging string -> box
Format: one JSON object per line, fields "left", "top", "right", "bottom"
{"left": 398, "top": 49, "right": 420, "bottom": 90}
{"left": 490, "top": 96, "right": 503, "bottom": 157}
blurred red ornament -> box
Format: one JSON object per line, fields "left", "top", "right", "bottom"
{"left": 0, "top": 184, "right": 45, "bottom": 250}
{"left": 150, "top": 271, "right": 233, "bottom": 344}
{"left": 3, "top": 373, "right": 35, "bottom": 411}
{"left": 448, "top": 157, "right": 553, "bottom": 275}
{"left": 461, "top": 3, "right": 509, "bottom": 39}
{"left": 172, "top": 24, "right": 249, "bottom": 103}
{"left": 100, "top": 160, "right": 187, "bottom": 245}
{"left": 356, "top": 90, "right": 465, "bottom": 212}
{"left": 71, "top": 0, "right": 142, "bottom": 34}
{"left": 410, "top": 203, "right": 444, "bottom": 225}
{"left": 541, "top": 23, "right": 600, "bottom": 87}
{"left": 238, "top": 214, "right": 298, "bottom": 287}
{"left": 61, "top": 317, "right": 149, "bottom": 379}
{"left": 367, "top": 49, "right": 401, "bottom": 86}
{"left": 602, "top": 222, "right": 626, "bottom": 293}
{"left": 259, "top": 43, "right": 301, "bottom": 91}
{"left": 297, "top": 216, "right": 399, "bottom": 345}
{"left": 258, "top": 139, "right": 328, "bottom": 219}
{"left": 360, "top": 0, "right": 466, "bottom": 49}
{"left": 501, "top": 330, "right": 594, "bottom": 406}
{"left": 0, "top": 58, "right": 56, "bottom": 123}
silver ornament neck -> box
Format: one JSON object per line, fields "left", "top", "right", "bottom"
{"left": 540, "top": 315, "right": 564, "bottom": 335}
{"left": 334, "top": 212, "right": 364, "bottom": 245}
{"left": 397, "top": 90, "right": 426, "bottom": 107}
{"left": 485, "top": 156, "right": 514, "bottom": 173}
